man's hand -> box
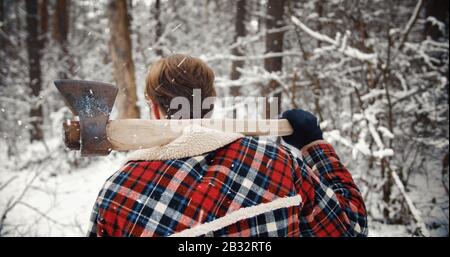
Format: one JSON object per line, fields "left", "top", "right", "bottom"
{"left": 281, "top": 109, "right": 323, "bottom": 150}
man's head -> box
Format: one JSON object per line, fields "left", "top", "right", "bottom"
{"left": 145, "top": 54, "right": 216, "bottom": 119}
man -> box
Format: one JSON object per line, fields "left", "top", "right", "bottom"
{"left": 88, "top": 54, "right": 368, "bottom": 237}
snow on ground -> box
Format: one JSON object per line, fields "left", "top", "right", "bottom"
{"left": 0, "top": 140, "right": 125, "bottom": 236}
{"left": 368, "top": 222, "right": 409, "bottom": 237}
{"left": 0, "top": 159, "right": 125, "bottom": 236}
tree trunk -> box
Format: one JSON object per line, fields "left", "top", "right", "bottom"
{"left": 424, "top": 0, "right": 449, "bottom": 41}
{"left": 107, "top": 0, "right": 140, "bottom": 119}
{"left": 25, "top": 0, "right": 43, "bottom": 141}
{"left": 39, "top": 0, "right": 48, "bottom": 49}
{"left": 0, "top": 0, "right": 4, "bottom": 48}
{"left": 0, "top": 0, "right": 5, "bottom": 87}
{"left": 263, "top": 0, "right": 285, "bottom": 118}
{"left": 53, "top": 0, "right": 69, "bottom": 44}
{"left": 256, "top": 0, "right": 263, "bottom": 32}
{"left": 127, "top": 0, "right": 133, "bottom": 31}
{"left": 424, "top": 0, "right": 449, "bottom": 125}
{"left": 313, "top": 0, "right": 324, "bottom": 120}
{"left": 153, "top": 0, "right": 163, "bottom": 56}
{"left": 230, "top": 0, "right": 247, "bottom": 98}
{"left": 14, "top": 2, "right": 22, "bottom": 49}
{"left": 381, "top": 158, "right": 390, "bottom": 220}
{"left": 52, "top": 0, "right": 71, "bottom": 79}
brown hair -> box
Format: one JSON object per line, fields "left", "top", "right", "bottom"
{"left": 145, "top": 54, "right": 216, "bottom": 119}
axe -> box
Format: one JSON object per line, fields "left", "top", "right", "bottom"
{"left": 55, "top": 79, "right": 294, "bottom": 156}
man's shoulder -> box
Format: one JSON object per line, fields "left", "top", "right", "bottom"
{"left": 225, "top": 136, "right": 301, "bottom": 162}
{"left": 104, "top": 160, "right": 166, "bottom": 185}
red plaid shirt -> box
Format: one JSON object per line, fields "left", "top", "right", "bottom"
{"left": 88, "top": 137, "right": 367, "bottom": 237}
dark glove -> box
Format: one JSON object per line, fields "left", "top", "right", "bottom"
{"left": 281, "top": 109, "right": 323, "bottom": 149}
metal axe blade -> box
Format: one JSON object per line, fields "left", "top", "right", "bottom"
{"left": 54, "top": 79, "right": 118, "bottom": 156}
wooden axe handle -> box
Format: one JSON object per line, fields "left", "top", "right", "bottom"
{"left": 63, "top": 120, "right": 81, "bottom": 150}
{"left": 64, "top": 119, "right": 293, "bottom": 151}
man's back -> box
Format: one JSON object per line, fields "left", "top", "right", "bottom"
{"left": 88, "top": 127, "right": 367, "bottom": 237}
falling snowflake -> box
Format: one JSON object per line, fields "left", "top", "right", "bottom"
{"left": 171, "top": 23, "right": 182, "bottom": 32}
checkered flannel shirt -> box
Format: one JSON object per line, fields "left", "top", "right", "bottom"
{"left": 88, "top": 137, "right": 368, "bottom": 237}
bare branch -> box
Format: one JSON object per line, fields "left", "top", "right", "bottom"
{"left": 398, "top": 0, "right": 424, "bottom": 50}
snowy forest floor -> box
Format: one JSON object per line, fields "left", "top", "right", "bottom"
{"left": 0, "top": 139, "right": 447, "bottom": 237}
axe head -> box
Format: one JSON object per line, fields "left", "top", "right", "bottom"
{"left": 54, "top": 79, "right": 118, "bottom": 156}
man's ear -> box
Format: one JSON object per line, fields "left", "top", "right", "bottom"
{"left": 151, "top": 102, "right": 162, "bottom": 119}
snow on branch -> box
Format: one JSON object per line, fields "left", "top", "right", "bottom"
{"left": 373, "top": 149, "right": 394, "bottom": 159}
{"left": 228, "top": 25, "right": 293, "bottom": 50}
{"left": 291, "top": 16, "right": 378, "bottom": 65}
{"left": 203, "top": 51, "right": 302, "bottom": 62}
{"left": 390, "top": 169, "right": 430, "bottom": 237}
{"left": 368, "top": 122, "right": 384, "bottom": 149}
{"left": 425, "top": 16, "right": 446, "bottom": 36}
